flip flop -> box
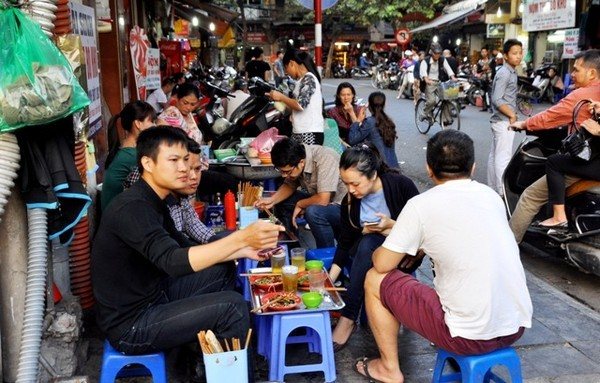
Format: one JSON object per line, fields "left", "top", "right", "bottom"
{"left": 352, "top": 357, "right": 384, "bottom": 383}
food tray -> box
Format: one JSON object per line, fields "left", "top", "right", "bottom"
{"left": 247, "top": 267, "right": 345, "bottom": 315}
{"left": 225, "top": 157, "right": 279, "bottom": 180}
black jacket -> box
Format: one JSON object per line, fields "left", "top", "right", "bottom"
{"left": 332, "top": 172, "right": 419, "bottom": 269}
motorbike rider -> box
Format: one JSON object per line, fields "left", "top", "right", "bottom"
{"left": 509, "top": 49, "right": 600, "bottom": 241}
{"left": 420, "top": 42, "right": 457, "bottom": 124}
{"left": 396, "top": 50, "right": 416, "bottom": 99}
{"left": 359, "top": 53, "right": 370, "bottom": 70}
{"left": 223, "top": 77, "right": 250, "bottom": 121}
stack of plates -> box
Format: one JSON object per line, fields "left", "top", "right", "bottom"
{"left": 20, "top": 0, "right": 58, "bottom": 37}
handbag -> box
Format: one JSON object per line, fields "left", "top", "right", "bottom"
{"left": 560, "top": 100, "right": 598, "bottom": 161}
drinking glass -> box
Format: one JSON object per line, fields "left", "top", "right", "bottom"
{"left": 308, "top": 269, "right": 326, "bottom": 294}
{"left": 271, "top": 250, "right": 286, "bottom": 274}
{"left": 282, "top": 265, "right": 299, "bottom": 292}
{"left": 290, "top": 247, "right": 306, "bottom": 272}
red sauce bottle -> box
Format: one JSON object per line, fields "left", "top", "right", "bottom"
{"left": 224, "top": 190, "right": 237, "bottom": 230}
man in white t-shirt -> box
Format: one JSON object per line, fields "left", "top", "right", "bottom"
{"left": 353, "top": 130, "right": 533, "bottom": 383}
{"left": 147, "top": 77, "right": 175, "bottom": 113}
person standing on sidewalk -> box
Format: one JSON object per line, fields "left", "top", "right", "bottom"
{"left": 352, "top": 130, "right": 532, "bottom": 382}
{"left": 487, "top": 39, "right": 522, "bottom": 197}
{"left": 509, "top": 49, "right": 600, "bottom": 242}
{"left": 273, "top": 50, "right": 285, "bottom": 88}
{"left": 476, "top": 47, "right": 495, "bottom": 112}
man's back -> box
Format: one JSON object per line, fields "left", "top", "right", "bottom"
{"left": 390, "top": 179, "right": 532, "bottom": 338}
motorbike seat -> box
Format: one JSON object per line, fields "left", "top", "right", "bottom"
{"left": 566, "top": 180, "right": 600, "bottom": 198}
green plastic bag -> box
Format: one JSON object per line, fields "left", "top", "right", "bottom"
{"left": 0, "top": 7, "right": 90, "bottom": 132}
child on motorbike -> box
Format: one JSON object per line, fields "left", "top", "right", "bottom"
{"left": 396, "top": 50, "right": 416, "bottom": 99}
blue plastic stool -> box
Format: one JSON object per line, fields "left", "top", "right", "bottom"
{"left": 306, "top": 247, "right": 336, "bottom": 271}
{"left": 268, "top": 311, "right": 336, "bottom": 382}
{"left": 257, "top": 315, "right": 321, "bottom": 359}
{"left": 432, "top": 347, "right": 523, "bottom": 383}
{"left": 100, "top": 340, "right": 167, "bottom": 383}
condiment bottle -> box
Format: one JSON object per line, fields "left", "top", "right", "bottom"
{"left": 224, "top": 190, "right": 237, "bottom": 230}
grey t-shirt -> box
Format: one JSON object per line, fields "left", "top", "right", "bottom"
{"left": 490, "top": 64, "right": 518, "bottom": 123}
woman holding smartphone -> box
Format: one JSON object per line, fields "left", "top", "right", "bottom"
{"left": 330, "top": 144, "right": 419, "bottom": 351}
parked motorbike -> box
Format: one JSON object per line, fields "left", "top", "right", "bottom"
{"left": 503, "top": 128, "right": 600, "bottom": 277}
{"left": 351, "top": 64, "right": 372, "bottom": 80}
{"left": 332, "top": 62, "right": 348, "bottom": 78}
{"left": 465, "top": 75, "right": 488, "bottom": 107}
{"left": 206, "top": 77, "right": 289, "bottom": 149}
{"left": 386, "top": 61, "right": 401, "bottom": 91}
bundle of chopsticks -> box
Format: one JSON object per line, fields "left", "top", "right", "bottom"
{"left": 197, "top": 329, "right": 252, "bottom": 354}
{"left": 238, "top": 182, "right": 262, "bottom": 207}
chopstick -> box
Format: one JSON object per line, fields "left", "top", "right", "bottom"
{"left": 298, "top": 286, "right": 347, "bottom": 291}
{"left": 240, "top": 273, "right": 280, "bottom": 277}
{"left": 197, "top": 329, "right": 253, "bottom": 353}
{"left": 262, "top": 207, "right": 296, "bottom": 239}
{"left": 250, "top": 295, "right": 285, "bottom": 313}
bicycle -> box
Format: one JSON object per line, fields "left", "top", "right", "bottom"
{"left": 415, "top": 80, "right": 462, "bottom": 134}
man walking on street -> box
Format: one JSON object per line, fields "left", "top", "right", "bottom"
{"left": 273, "top": 50, "right": 285, "bottom": 87}
{"left": 487, "top": 39, "right": 522, "bottom": 197}
{"left": 352, "top": 130, "right": 532, "bottom": 383}
{"left": 509, "top": 49, "right": 600, "bottom": 243}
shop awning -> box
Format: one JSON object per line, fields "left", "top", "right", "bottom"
{"left": 411, "top": 0, "right": 487, "bottom": 33}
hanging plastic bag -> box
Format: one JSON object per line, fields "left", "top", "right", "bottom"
{"left": 0, "top": 7, "right": 90, "bottom": 133}
{"left": 250, "top": 127, "right": 286, "bottom": 153}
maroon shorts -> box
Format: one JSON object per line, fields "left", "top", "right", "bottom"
{"left": 380, "top": 270, "right": 525, "bottom": 356}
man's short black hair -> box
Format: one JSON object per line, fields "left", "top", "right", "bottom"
{"left": 271, "top": 138, "right": 306, "bottom": 168}
{"left": 136, "top": 126, "right": 189, "bottom": 170}
{"left": 574, "top": 49, "right": 600, "bottom": 73}
{"left": 252, "top": 47, "right": 264, "bottom": 59}
{"left": 503, "top": 39, "right": 522, "bottom": 54}
{"left": 426, "top": 130, "right": 474, "bottom": 180}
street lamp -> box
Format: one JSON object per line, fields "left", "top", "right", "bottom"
{"left": 192, "top": 16, "right": 198, "bottom": 27}
{"left": 209, "top": 22, "right": 215, "bottom": 32}
{"left": 496, "top": 6, "right": 502, "bottom": 18}
{"left": 456, "top": 38, "right": 461, "bottom": 46}
{"left": 433, "top": 35, "right": 438, "bottom": 43}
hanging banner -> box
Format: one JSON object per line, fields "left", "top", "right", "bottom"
{"left": 129, "top": 25, "right": 150, "bottom": 100}
{"left": 522, "top": 0, "right": 576, "bottom": 32}
{"left": 146, "top": 48, "right": 160, "bottom": 91}
{"left": 563, "top": 28, "right": 580, "bottom": 59}
{"left": 70, "top": 2, "right": 102, "bottom": 136}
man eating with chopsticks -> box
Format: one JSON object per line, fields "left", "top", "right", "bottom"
{"left": 92, "top": 126, "right": 284, "bottom": 379}
{"left": 256, "top": 137, "right": 346, "bottom": 248}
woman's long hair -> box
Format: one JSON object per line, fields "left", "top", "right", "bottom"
{"left": 340, "top": 142, "right": 398, "bottom": 179}
{"left": 105, "top": 101, "right": 155, "bottom": 169}
{"left": 368, "top": 91, "right": 396, "bottom": 147}
{"left": 283, "top": 49, "right": 321, "bottom": 83}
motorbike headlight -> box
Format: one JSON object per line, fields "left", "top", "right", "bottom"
{"left": 212, "top": 118, "right": 232, "bottom": 135}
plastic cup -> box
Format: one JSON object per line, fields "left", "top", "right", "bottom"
{"left": 271, "top": 251, "right": 286, "bottom": 274}
{"left": 290, "top": 247, "right": 306, "bottom": 272}
{"left": 282, "top": 265, "right": 299, "bottom": 292}
{"left": 308, "top": 269, "right": 326, "bottom": 294}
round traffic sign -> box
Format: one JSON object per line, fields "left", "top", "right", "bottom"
{"left": 395, "top": 28, "right": 411, "bottom": 45}
{"left": 296, "top": 0, "right": 338, "bottom": 10}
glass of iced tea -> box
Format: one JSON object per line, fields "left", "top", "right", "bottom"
{"left": 290, "top": 247, "right": 306, "bottom": 272}
{"left": 271, "top": 250, "right": 286, "bottom": 274}
{"left": 281, "top": 265, "right": 299, "bottom": 292}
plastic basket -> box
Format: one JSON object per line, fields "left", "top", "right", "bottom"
{"left": 438, "top": 80, "right": 460, "bottom": 100}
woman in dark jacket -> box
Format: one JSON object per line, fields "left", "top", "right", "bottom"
{"left": 330, "top": 144, "right": 419, "bottom": 351}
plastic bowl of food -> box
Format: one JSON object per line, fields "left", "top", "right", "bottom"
{"left": 302, "top": 292, "right": 323, "bottom": 309}
{"left": 261, "top": 292, "right": 301, "bottom": 311}
{"left": 305, "top": 260, "right": 324, "bottom": 271}
{"left": 250, "top": 275, "right": 283, "bottom": 291}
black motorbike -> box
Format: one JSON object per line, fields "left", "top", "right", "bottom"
{"left": 206, "top": 77, "right": 290, "bottom": 150}
{"left": 351, "top": 63, "right": 373, "bottom": 80}
{"left": 332, "top": 62, "right": 348, "bottom": 78}
{"left": 503, "top": 128, "right": 600, "bottom": 277}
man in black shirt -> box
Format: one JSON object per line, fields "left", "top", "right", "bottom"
{"left": 92, "top": 126, "right": 283, "bottom": 361}
{"left": 245, "top": 47, "right": 271, "bottom": 81}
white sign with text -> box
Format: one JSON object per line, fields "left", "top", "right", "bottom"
{"left": 522, "top": 0, "right": 576, "bottom": 32}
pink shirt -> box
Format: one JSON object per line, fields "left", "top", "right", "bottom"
{"left": 526, "top": 81, "right": 600, "bottom": 132}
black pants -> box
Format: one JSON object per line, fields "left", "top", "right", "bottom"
{"left": 546, "top": 153, "right": 600, "bottom": 205}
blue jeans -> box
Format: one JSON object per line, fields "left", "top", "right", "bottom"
{"left": 276, "top": 190, "right": 341, "bottom": 248}
{"left": 115, "top": 261, "right": 249, "bottom": 355}
{"left": 341, "top": 234, "right": 386, "bottom": 321}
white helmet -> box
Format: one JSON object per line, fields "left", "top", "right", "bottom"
{"left": 404, "top": 50, "right": 413, "bottom": 57}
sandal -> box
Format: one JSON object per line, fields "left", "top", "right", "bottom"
{"left": 332, "top": 321, "right": 357, "bottom": 352}
{"left": 352, "top": 357, "right": 384, "bottom": 383}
